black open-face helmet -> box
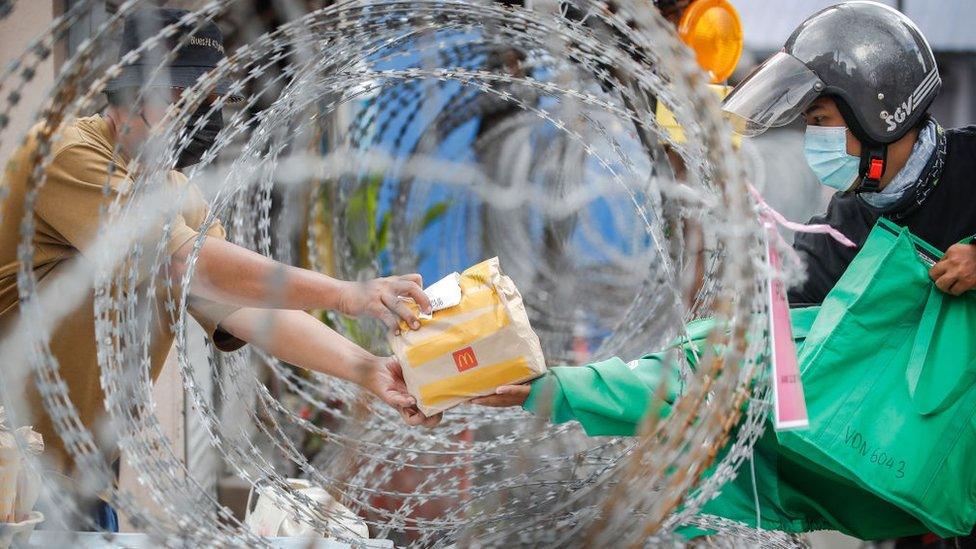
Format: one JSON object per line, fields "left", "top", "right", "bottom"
{"left": 722, "top": 1, "right": 940, "bottom": 191}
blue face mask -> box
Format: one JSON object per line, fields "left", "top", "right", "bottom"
{"left": 803, "top": 125, "right": 860, "bottom": 192}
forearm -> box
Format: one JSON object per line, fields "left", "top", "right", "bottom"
{"left": 525, "top": 357, "right": 683, "bottom": 437}
{"left": 174, "top": 236, "right": 349, "bottom": 311}
{"left": 218, "top": 307, "right": 377, "bottom": 386}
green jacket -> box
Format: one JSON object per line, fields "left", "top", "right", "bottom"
{"left": 522, "top": 308, "right": 927, "bottom": 540}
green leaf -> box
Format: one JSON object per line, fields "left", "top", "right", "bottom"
{"left": 345, "top": 173, "right": 389, "bottom": 262}
{"left": 365, "top": 176, "right": 380, "bottom": 217}
{"left": 365, "top": 174, "right": 384, "bottom": 249}
{"left": 377, "top": 211, "right": 391, "bottom": 251}
{"left": 419, "top": 200, "right": 450, "bottom": 231}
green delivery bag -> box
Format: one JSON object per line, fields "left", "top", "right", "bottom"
{"left": 689, "top": 309, "right": 927, "bottom": 540}
{"left": 778, "top": 218, "right": 976, "bottom": 537}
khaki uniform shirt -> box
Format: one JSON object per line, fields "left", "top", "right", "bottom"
{"left": 0, "top": 115, "right": 245, "bottom": 473}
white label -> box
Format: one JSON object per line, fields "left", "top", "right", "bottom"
{"left": 419, "top": 272, "right": 462, "bottom": 318}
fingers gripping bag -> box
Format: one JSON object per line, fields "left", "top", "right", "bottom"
{"left": 389, "top": 257, "right": 547, "bottom": 415}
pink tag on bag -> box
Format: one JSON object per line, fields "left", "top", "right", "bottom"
{"left": 747, "top": 183, "right": 852, "bottom": 430}
{"left": 766, "top": 225, "right": 809, "bottom": 430}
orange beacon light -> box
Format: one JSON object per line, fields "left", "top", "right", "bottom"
{"left": 678, "top": 0, "right": 743, "bottom": 83}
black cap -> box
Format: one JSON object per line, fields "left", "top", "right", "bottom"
{"left": 105, "top": 8, "right": 241, "bottom": 101}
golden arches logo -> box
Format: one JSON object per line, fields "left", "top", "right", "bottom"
{"left": 452, "top": 347, "right": 478, "bottom": 372}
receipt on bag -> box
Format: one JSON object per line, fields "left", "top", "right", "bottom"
{"left": 419, "top": 272, "right": 462, "bottom": 319}
{"left": 397, "top": 272, "right": 462, "bottom": 319}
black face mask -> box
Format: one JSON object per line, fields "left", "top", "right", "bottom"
{"left": 176, "top": 104, "right": 223, "bottom": 169}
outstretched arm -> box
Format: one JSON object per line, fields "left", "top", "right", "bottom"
{"left": 172, "top": 236, "right": 431, "bottom": 331}
{"left": 473, "top": 355, "right": 683, "bottom": 437}
{"left": 217, "top": 307, "right": 441, "bottom": 426}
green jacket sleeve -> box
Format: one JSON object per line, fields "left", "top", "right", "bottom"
{"left": 523, "top": 354, "right": 684, "bottom": 437}
{"left": 520, "top": 309, "right": 821, "bottom": 438}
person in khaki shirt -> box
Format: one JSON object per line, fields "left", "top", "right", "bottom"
{"left": 0, "top": 8, "right": 441, "bottom": 485}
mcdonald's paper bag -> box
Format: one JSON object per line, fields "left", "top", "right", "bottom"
{"left": 389, "top": 257, "right": 547, "bottom": 415}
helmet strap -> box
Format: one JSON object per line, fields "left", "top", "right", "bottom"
{"left": 830, "top": 96, "right": 890, "bottom": 193}
{"left": 856, "top": 143, "right": 887, "bottom": 193}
